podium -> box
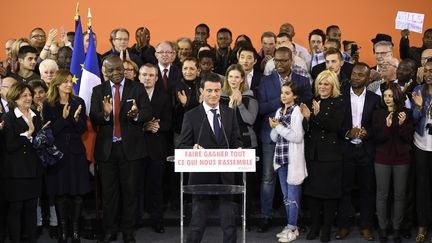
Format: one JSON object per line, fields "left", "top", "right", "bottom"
{"left": 167, "top": 149, "right": 257, "bottom": 243}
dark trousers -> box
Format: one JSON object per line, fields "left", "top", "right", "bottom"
{"left": 308, "top": 196, "right": 337, "bottom": 229}
{"left": 337, "top": 145, "right": 375, "bottom": 229}
{"left": 8, "top": 198, "right": 37, "bottom": 243}
{"left": 143, "top": 157, "right": 165, "bottom": 225}
{"left": 187, "top": 196, "right": 237, "bottom": 243}
{"left": 414, "top": 146, "right": 432, "bottom": 226}
{"left": 98, "top": 142, "right": 141, "bottom": 234}
{"left": 0, "top": 180, "right": 7, "bottom": 240}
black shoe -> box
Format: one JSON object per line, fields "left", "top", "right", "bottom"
{"left": 123, "top": 233, "right": 136, "bottom": 243}
{"left": 48, "top": 226, "right": 58, "bottom": 239}
{"left": 256, "top": 218, "right": 271, "bottom": 233}
{"left": 393, "top": 230, "right": 402, "bottom": 243}
{"left": 401, "top": 229, "right": 411, "bottom": 239}
{"left": 58, "top": 221, "right": 68, "bottom": 243}
{"left": 153, "top": 223, "right": 165, "bottom": 233}
{"left": 306, "top": 227, "right": 320, "bottom": 240}
{"left": 378, "top": 228, "right": 388, "bottom": 243}
{"left": 320, "top": 226, "right": 331, "bottom": 242}
{"left": 37, "top": 226, "right": 43, "bottom": 238}
{"left": 97, "top": 233, "right": 117, "bottom": 243}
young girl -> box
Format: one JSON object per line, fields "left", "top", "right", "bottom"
{"left": 269, "top": 82, "right": 307, "bottom": 242}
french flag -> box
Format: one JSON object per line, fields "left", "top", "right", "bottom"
{"left": 79, "top": 28, "right": 101, "bottom": 115}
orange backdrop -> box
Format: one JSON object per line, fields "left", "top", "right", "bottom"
{"left": 1, "top": 0, "right": 431, "bottom": 65}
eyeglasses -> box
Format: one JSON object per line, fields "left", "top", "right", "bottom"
{"left": 31, "top": 35, "right": 46, "bottom": 39}
{"left": 156, "top": 51, "right": 174, "bottom": 55}
{"left": 374, "top": 51, "right": 390, "bottom": 56}
{"left": 274, "top": 59, "right": 290, "bottom": 63}
{"left": 114, "top": 38, "right": 129, "bottom": 42}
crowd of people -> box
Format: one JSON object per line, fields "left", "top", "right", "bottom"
{"left": 0, "top": 22, "right": 431, "bottom": 243}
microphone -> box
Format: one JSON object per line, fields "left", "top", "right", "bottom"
{"left": 217, "top": 113, "right": 230, "bottom": 149}
{"left": 196, "top": 115, "right": 207, "bottom": 147}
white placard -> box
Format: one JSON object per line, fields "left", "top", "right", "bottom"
{"left": 395, "top": 11, "right": 425, "bottom": 33}
{"left": 174, "top": 149, "right": 256, "bottom": 172}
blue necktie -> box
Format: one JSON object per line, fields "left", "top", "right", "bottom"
{"left": 210, "top": 109, "right": 221, "bottom": 141}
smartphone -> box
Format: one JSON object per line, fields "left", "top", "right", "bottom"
{"left": 351, "top": 44, "right": 358, "bottom": 57}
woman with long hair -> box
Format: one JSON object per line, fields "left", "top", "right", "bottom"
{"left": 270, "top": 82, "right": 307, "bottom": 242}
{"left": 373, "top": 83, "right": 413, "bottom": 243}
{"left": 43, "top": 70, "right": 90, "bottom": 243}
{"left": 220, "top": 64, "right": 258, "bottom": 148}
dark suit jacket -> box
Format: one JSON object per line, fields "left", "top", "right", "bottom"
{"left": 156, "top": 64, "right": 182, "bottom": 95}
{"left": 144, "top": 88, "right": 172, "bottom": 161}
{"left": 311, "top": 61, "right": 354, "bottom": 82}
{"left": 90, "top": 78, "right": 152, "bottom": 162}
{"left": 101, "top": 48, "right": 143, "bottom": 68}
{"left": 2, "top": 109, "right": 42, "bottom": 178}
{"left": 250, "top": 71, "right": 262, "bottom": 97}
{"left": 178, "top": 104, "right": 242, "bottom": 185}
{"left": 340, "top": 88, "right": 380, "bottom": 158}
{"left": 172, "top": 78, "right": 201, "bottom": 134}
{"left": 258, "top": 71, "right": 312, "bottom": 144}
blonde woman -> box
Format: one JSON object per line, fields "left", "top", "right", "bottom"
{"left": 301, "top": 70, "right": 345, "bottom": 242}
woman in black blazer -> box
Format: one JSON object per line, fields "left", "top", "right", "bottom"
{"left": 43, "top": 70, "right": 90, "bottom": 243}
{"left": 301, "top": 70, "right": 345, "bottom": 242}
{"left": 2, "top": 82, "right": 43, "bottom": 243}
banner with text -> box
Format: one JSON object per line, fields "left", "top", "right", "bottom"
{"left": 174, "top": 149, "right": 256, "bottom": 172}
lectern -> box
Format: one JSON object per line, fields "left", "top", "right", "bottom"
{"left": 168, "top": 148, "right": 257, "bottom": 243}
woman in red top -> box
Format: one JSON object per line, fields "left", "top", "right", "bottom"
{"left": 372, "top": 83, "right": 414, "bottom": 243}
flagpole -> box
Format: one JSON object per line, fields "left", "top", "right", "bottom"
{"left": 74, "top": 2, "right": 79, "bottom": 28}
{"left": 87, "top": 8, "right": 92, "bottom": 30}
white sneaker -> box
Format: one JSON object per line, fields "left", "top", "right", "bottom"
{"left": 276, "top": 226, "right": 289, "bottom": 238}
{"left": 278, "top": 229, "right": 299, "bottom": 243}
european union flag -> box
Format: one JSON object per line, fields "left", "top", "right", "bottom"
{"left": 70, "top": 16, "right": 85, "bottom": 94}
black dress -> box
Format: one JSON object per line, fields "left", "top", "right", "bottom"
{"left": 42, "top": 97, "right": 90, "bottom": 196}
{"left": 303, "top": 96, "right": 345, "bottom": 199}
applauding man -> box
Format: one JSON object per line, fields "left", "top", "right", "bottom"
{"left": 90, "top": 55, "right": 152, "bottom": 243}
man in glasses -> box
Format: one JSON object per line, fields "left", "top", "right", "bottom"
{"left": 102, "top": 28, "right": 143, "bottom": 68}
{"left": 29, "top": 27, "right": 47, "bottom": 54}
{"left": 154, "top": 41, "right": 182, "bottom": 94}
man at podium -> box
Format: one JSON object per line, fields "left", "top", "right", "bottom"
{"left": 178, "top": 73, "right": 242, "bottom": 243}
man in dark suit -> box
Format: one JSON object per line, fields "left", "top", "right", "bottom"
{"left": 178, "top": 73, "right": 242, "bottom": 243}
{"left": 311, "top": 47, "right": 353, "bottom": 92}
{"left": 101, "top": 28, "right": 143, "bottom": 68}
{"left": 335, "top": 63, "right": 380, "bottom": 241}
{"left": 238, "top": 46, "right": 261, "bottom": 97}
{"left": 138, "top": 64, "right": 172, "bottom": 233}
{"left": 257, "top": 47, "right": 312, "bottom": 232}
{"left": 90, "top": 55, "right": 152, "bottom": 243}
{"left": 0, "top": 76, "right": 17, "bottom": 243}
{"left": 154, "top": 41, "right": 182, "bottom": 94}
